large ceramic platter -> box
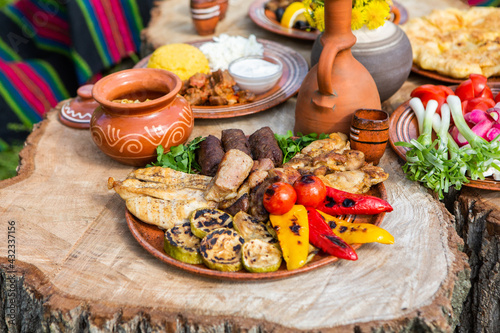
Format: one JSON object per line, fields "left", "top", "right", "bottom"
{"left": 126, "top": 183, "right": 388, "bottom": 281}
{"left": 411, "top": 65, "right": 500, "bottom": 84}
{"left": 135, "top": 39, "right": 308, "bottom": 119}
{"left": 389, "top": 83, "right": 500, "bottom": 191}
{"left": 248, "top": 0, "right": 408, "bottom": 41}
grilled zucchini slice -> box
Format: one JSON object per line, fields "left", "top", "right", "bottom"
{"left": 164, "top": 222, "right": 203, "bottom": 264}
{"left": 233, "top": 211, "right": 275, "bottom": 241}
{"left": 190, "top": 208, "right": 233, "bottom": 239}
{"left": 242, "top": 239, "right": 283, "bottom": 273}
{"left": 200, "top": 228, "right": 244, "bottom": 272}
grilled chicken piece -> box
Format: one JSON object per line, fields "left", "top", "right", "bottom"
{"left": 268, "top": 167, "right": 301, "bottom": 185}
{"left": 300, "top": 132, "right": 350, "bottom": 157}
{"left": 126, "top": 195, "right": 217, "bottom": 230}
{"left": 361, "top": 164, "right": 389, "bottom": 185}
{"left": 284, "top": 153, "right": 313, "bottom": 169}
{"left": 127, "top": 166, "right": 212, "bottom": 190}
{"left": 320, "top": 170, "right": 371, "bottom": 194}
{"left": 204, "top": 149, "right": 254, "bottom": 202}
{"left": 344, "top": 150, "right": 365, "bottom": 171}
{"left": 109, "top": 178, "right": 209, "bottom": 202}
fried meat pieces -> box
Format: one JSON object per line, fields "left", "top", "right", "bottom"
{"left": 180, "top": 69, "right": 255, "bottom": 106}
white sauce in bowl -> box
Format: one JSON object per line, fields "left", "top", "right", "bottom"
{"left": 230, "top": 58, "right": 280, "bottom": 78}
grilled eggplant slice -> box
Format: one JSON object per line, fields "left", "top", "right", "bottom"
{"left": 233, "top": 211, "right": 275, "bottom": 242}
{"left": 190, "top": 208, "right": 233, "bottom": 238}
{"left": 200, "top": 228, "right": 244, "bottom": 272}
{"left": 242, "top": 239, "right": 282, "bottom": 273}
{"left": 164, "top": 222, "right": 203, "bottom": 264}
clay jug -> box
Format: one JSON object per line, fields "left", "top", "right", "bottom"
{"left": 294, "top": 0, "right": 381, "bottom": 135}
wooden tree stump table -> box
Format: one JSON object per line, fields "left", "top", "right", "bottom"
{"left": 0, "top": 0, "right": 481, "bottom": 331}
{"left": 453, "top": 188, "right": 500, "bottom": 333}
{"left": 0, "top": 103, "right": 470, "bottom": 332}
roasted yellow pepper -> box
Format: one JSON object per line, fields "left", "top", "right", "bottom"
{"left": 269, "top": 205, "right": 309, "bottom": 270}
{"left": 317, "top": 210, "right": 394, "bottom": 245}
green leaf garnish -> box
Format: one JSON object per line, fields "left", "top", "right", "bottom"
{"left": 274, "top": 131, "right": 328, "bottom": 164}
{"left": 147, "top": 136, "right": 205, "bottom": 174}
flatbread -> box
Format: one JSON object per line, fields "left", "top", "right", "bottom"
{"left": 403, "top": 7, "right": 500, "bottom": 79}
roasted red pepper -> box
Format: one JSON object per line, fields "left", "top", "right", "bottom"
{"left": 306, "top": 207, "right": 357, "bottom": 261}
{"left": 316, "top": 186, "right": 393, "bottom": 216}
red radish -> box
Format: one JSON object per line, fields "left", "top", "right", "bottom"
{"left": 464, "top": 109, "right": 493, "bottom": 125}
{"left": 486, "top": 127, "right": 500, "bottom": 142}
{"left": 487, "top": 108, "right": 500, "bottom": 122}
{"left": 450, "top": 125, "right": 469, "bottom": 146}
{"left": 471, "top": 118, "right": 495, "bottom": 140}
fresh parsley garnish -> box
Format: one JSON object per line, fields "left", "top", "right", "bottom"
{"left": 274, "top": 131, "right": 329, "bottom": 164}
{"left": 147, "top": 136, "right": 205, "bottom": 174}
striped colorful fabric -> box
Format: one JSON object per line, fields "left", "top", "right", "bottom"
{"left": 0, "top": 0, "right": 153, "bottom": 143}
{"left": 468, "top": 0, "right": 500, "bottom": 6}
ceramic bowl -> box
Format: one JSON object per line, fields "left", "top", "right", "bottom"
{"left": 90, "top": 68, "right": 193, "bottom": 166}
{"left": 228, "top": 55, "right": 283, "bottom": 94}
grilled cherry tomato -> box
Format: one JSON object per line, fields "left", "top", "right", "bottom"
{"left": 263, "top": 182, "right": 297, "bottom": 215}
{"left": 293, "top": 175, "right": 327, "bottom": 208}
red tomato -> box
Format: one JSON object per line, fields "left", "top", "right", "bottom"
{"left": 495, "top": 92, "right": 500, "bottom": 104}
{"left": 410, "top": 84, "right": 454, "bottom": 115}
{"left": 437, "top": 85, "right": 455, "bottom": 96}
{"left": 293, "top": 175, "right": 327, "bottom": 208}
{"left": 469, "top": 74, "right": 488, "bottom": 95}
{"left": 462, "top": 97, "right": 496, "bottom": 114}
{"left": 477, "top": 86, "right": 494, "bottom": 100}
{"left": 454, "top": 80, "right": 475, "bottom": 101}
{"left": 263, "top": 182, "right": 297, "bottom": 215}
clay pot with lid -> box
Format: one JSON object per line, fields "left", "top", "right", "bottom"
{"left": 90, "top": 68, "right": 193, "bottom": 166}
{"left": 294, "top": 0, "right": 381, "bottom": 135}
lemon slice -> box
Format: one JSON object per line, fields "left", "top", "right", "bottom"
{"left": 280, "top": 2, "right": 309, "bottom": 28}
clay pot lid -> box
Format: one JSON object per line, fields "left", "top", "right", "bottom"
{"left": 59, "top": 84, "right": 98, "bottom": 129}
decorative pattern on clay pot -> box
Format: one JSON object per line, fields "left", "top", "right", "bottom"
{"left": 190, "top": 0, "right": 221, "bottom": 36}
{"left": 294, "top": 0, "right": 381, "bottom": 135}
{"left": 311, "top": 20, "right": 413, "bottom": 102}
{"left": 91, "top": 68, "right": 193, "bottom": 166}
{"left": 59, "top": 84, "right": 99, "bottom": 129}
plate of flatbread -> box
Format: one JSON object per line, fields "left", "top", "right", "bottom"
{"left": 403, "top": 7, "right": 500, "bottom": 83}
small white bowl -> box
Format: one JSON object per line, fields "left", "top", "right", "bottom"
{"left": 228, "top": 55, "right": 283, "bottom": 94}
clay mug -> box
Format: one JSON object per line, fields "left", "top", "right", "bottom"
{"left": 190, "top": 0, "right": 220, "bottom": 36}
{"left": 349, "top": 109, "right": 389, "bottom": 165}
{"left": 217, "top": 0, "right": 229, "bottom": 20}
{"left": 90, "top": 68, "right": 193, "bottom": 166}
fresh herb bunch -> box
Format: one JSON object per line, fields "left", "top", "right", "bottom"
{"left": 148, "top": 137, "right": 205, "bottom": 174}
{"left": 275, "top": 131, "right": 328, "bottom": 164}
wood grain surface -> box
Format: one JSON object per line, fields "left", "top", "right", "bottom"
{"left": 0, "top": 0, "right": 478, "bottom": 331}
{"left": 0, "top": 102, "right": 469, "bottom": 332}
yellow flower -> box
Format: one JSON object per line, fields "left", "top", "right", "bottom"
{"left": 364, "top": 1, "right": 390, "bottom": 29}
{"left": 351, "top": 6, "right": 366, "bottom": 30}
{"left": 312, "top": 6, "right": 325, "bottom": 32}
{"left": 302, "top": 0, "right": 392, "bottom": 31}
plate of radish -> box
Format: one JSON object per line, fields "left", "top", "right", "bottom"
{"left": 389, "top": 74, "right": 500, "bottom": 194}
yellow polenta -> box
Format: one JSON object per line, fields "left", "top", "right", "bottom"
{"left": 147, "top": 43, "right": 210, "bottom": 81}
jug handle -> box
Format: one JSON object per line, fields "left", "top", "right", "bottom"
{"left": 317, "top": 41, "right": 339, "bottom": 97}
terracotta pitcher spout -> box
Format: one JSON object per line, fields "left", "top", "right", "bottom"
{"left": 294, "top": 0, "right": 381, "bottom": 135}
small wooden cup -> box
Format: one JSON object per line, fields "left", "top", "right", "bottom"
{"left": 350, "top": 109, "right": 390, "bottom": 165}
{"left": 190, "top": 0, "right": 220, "bottom": 36}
